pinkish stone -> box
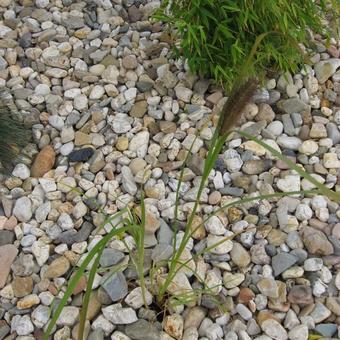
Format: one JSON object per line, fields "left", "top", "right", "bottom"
{"left": 0, "top": 244, "right": 18, "bottom": 288}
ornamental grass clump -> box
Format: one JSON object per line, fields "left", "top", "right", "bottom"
{"left": 44, "top": 124, "right": 340, "bottom": 339}
{"left": 156, "top": 0, "right": 339, "bottom": 89}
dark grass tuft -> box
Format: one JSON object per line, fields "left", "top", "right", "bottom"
{"left": 0, "top": 90, "right": 31, "bottom": 172}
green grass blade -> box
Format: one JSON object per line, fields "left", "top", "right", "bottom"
{"left": 172, "top": 120, "right": 213, "bottom": 253}
{"left": 166, "top": 189, "right": 319, "bottom": 287}
{"left": 77, "top": 245, "right": 104, "bottom": 340}
{"left": 202, "top": 189, "right": 319, "bottom": 224}
{"left": 137, "top": 193, "right": 147, "bottom": 307}
{"left": 43, "top": 226, "right": 128, "bottom": 340}
{"left": 158, "top": 133, "right": 228, "bottom": 303}
{"left": 238, "top": 130, "right": 340, "bottom": 203}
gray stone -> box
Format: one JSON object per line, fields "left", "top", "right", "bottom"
{"left": 99, "top": 249, "right": 125, "bottom": 268}
{"left": 102, "top": 65, "right": 119, "bottom": 84}
{"left": 125, "top": 319, "right": 160, "bottom": 340}
{"left": 32, "top": 241, "right": 49, "bottom": 266}
{"left": 272, "top": 252, "right": 298, "bottom": 277}
{"left": 291, "top": 112, "right": 303, "bottom": 127}
{"left": 315, "top": 59, "right": 340, "bottom": 83}
{"left": 266, "top": 121, "right": 283, "bottom": 136}
{"left": 11, "top": 253, "right": 34, "bottom": 277}
{"left": 11, "top": 315, "right": 34, "bottom": 336}
{"left": 326, "top": 123, "right": 340, "bottom": 144}
{"left": 121, "top": 166, "right": 137, "bottom": 195}
{"left": 221, "top": 187, "right": 244, "bottom": 197}
{"left": 19, "top": 33, "right": 32, "bottom": 48}
{"left": 251, "top": 244, "right": 271, "bottom": 265}
{"left": 102, "top": 304, "right": 137, "bottom": 324}
{"left": 194, "top": 79, "right": 210, "bottom": 95}
{"left": 224, "top": 149, "right": 243, "bottom": 172}
{"left": 0, "top": 230, "right": 14, "bottom": 246}
{"left": 13, "top": 197, "right": 32, "bottom": 222}
{"left": 281, "top": 114, "right": 295, "bottom": 136}
{"left": 125, "top": 249, "right": 152, "bottom": 280}
{"left": 0, "top": 321, "right": 10, "bottom": 340}
{"left": 91, "top": 315, "right": 114, "bottom": 336}
{"left": 253, "top": 88, "right": 270, "bottom": 103}
{"left": 31, "top": 305, "right": 49, "bottom": 328}
{"left": 136, "top": 81, "right": 153, "bottom": 92}
{"left": 310, "top": 302, "right": 332, "bottom": 323}
{"left": 125, "top": 287, "right": 153, "bottom": 309}
{"left": 261, "top": 319, "right": 288, "bottom": 340}
{"left": 45, "top": 68, "right": 68, "bottom": 78}
{"left": 277, "top": 72, "right": 294, "bottom": 91}
{"left": 205, "top": 324, "right": 224, "bottom": 339}
{"left": 243, "top": 121, "right": 266, "bottom": 136}
{"left": 277, "top": 136, "right": 301, "bottom": 150}
{"left": 188, "top": 154, "right": 204, "bottom": 175}
{"left": 111, "top": 114, "right": 132, "bottom": 133}
{"left": 290, "top": 249, "right": 308, "bottom": 264}
{"left": 328, "top": 235, "right": 340, "bottom": 256}
{"left": 157, "top": 219, "right": 173, "bottom": 245}
{"left": 0, "top": 56, "right": 8, "bottom": 70}
{"left": 236, "top": 304, "right": 252, "bottom": 321}
{"left": 56, "top": 306, "right": 79, "bottom": 326}
{"left": 57, "top": 213, "right": 73, "bottom": 230}
{"left": 56, "top": 222, "right": 94, "bottom": 245}
{"left": 315, "top": 324, "right": 337, "bottom": 338}
{"left": 12, "top": 163, "right": 30, "bottom": 179}
{"left": 35, "top": 202, "right": 51, "bottom": 223}
{"left": 101, "top": 272, "right": 128, "bottom": 302}
{"left": 151, "top": 243, "right": 173, "bottom": 262}
{"left": 304, "top": 258, "right": 323, "bottom": 272}
{"left": 61, "top": 16, "right": 85, "bottom": 29}
{"left": 288, "top": 325, "right": 308, "bottom": 340}
{"left": 281, "top": 98, "right": 308, "bottom": 114}
{"left": 88, "top": 329, "right": 104, "bottom": 340}
{"left": 204, "top": 216, "right": 225, "bottom": 235}
{"left": 129, "top": 131, "right": 149, "bottom": 158}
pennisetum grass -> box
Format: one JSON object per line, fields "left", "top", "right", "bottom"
{"left": 43, "top": 72, "right": 340, "bottom": 338}
{"left": 44, "top": 141, "right": 336, "bottom": 339}
{"left": 155, "top": 74, "right": 259, "bottom": 304}
{"left": 43, "top": 33, "right": 340, "bottom": 340}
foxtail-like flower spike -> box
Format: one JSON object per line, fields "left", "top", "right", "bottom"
{"left": 218, "top": 77, "right": 259, "bottom": 136}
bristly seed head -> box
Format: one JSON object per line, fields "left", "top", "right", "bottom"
{"left": 218, "top": 77, "right": 259, "bottom": 136}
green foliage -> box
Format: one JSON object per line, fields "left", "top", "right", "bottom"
{"left": 156, "top": 0, "right": 339, "bottom": 89}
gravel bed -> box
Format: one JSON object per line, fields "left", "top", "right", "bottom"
{"left": 0, "top": 0, "right": 340, "bottom": 339}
